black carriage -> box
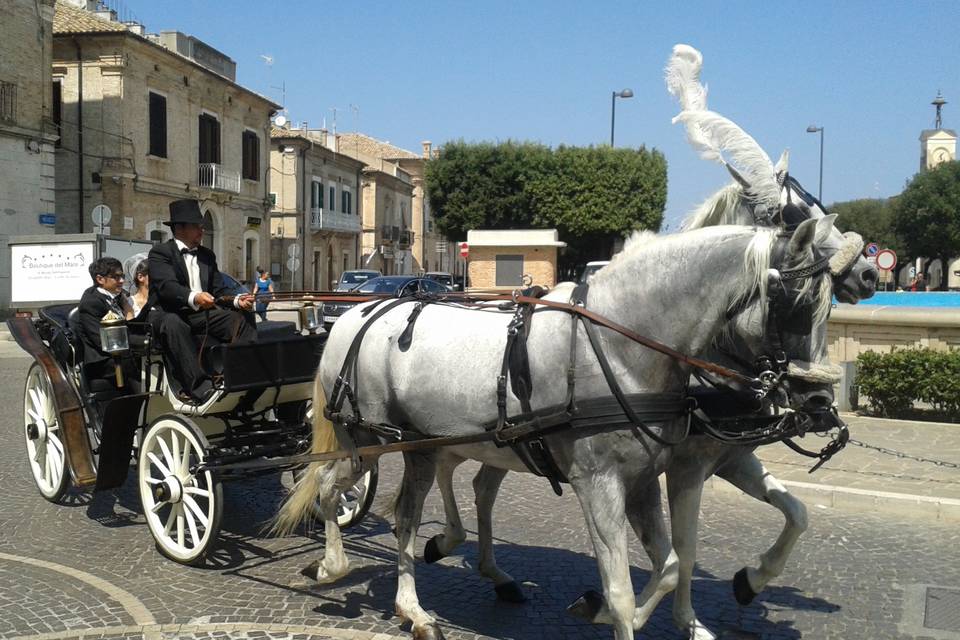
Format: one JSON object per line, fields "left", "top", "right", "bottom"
{"left": 9, "top": 304, "right": 377, "bottom": 565}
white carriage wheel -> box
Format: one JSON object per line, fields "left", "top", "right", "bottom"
{"left": 138, "top": 415, "right": 222, "bottom": 565}
{"left": 23, "top": 363, "right": 69, "bottom": 502}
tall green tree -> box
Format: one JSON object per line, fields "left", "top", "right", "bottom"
{"left": 892, "top": 161, "right": 960, "bottom": 289}
{"left": 425, "top": 141, "right": 667, "bottom": 272}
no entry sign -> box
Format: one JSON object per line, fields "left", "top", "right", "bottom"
{"left": 875, "top": 249, "right": 897, "bottom": 271}
{"left": 459, "top": 242, "right": 469, "bottom": 259}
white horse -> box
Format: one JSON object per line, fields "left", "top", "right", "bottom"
{"left": 277, "top": 219, "right": 838, "bottom": 640}
{"left": 423, "top": 43, "right": 878, "bottom": 638}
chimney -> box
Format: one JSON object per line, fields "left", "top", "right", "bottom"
{"left": 334, "top": 134, "right": 341, "bottom": 153}
{"left": 421, "top": 141, "right": 432, "bottom": 159}
{"left": 94, "top": 8, "right": 118, "bottom": 22}
{"left": 124, "top": 21, "right": 145, "bottom": 36}
{"left": 319, "top": 128, "right": 328, "bottom": 148}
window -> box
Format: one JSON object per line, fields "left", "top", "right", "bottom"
{"left": 0, "top": 80, "right": 16, "bottom": 123}
{"left": 495, "top": 254, "right": 523, "bottom": 286}
{"left": 242, "top": 130, "right": 259, "bottom": 180}
{"left": 52, "top": 80, "right": 62, "bottom": 146}
{"left": 341, "top": 187, "right": 352, "bottom": 214}
{"left": 198, "top": 112, "right": 220, "bottom": 164}
{"left": 148, "top": 92, "right": 167, "bottom": 157}
{"left": 311, "top": 179, "right": 323, "bottom": 209}
{"left": 329, "top": 186, "right": 336, "bottom": 212}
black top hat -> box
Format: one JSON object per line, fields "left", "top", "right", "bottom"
{"left": 164, "top": 199, "right": 204, "bottom": 226}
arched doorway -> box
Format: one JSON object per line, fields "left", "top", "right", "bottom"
{"left": 243, "top": 229, "right": 260, "bottom": 283}
{"left": 202, "top": 211, "right": 215, "bottom": 251}
{"left": 145, "top": 219, "right": 171, "bottom": 244}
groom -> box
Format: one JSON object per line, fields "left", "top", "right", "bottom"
{"left": 148, "top": 199, "right": 256, "bottom": 402}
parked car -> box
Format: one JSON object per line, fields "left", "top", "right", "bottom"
{"left": 335, "top": 269, "right": 381, "bottom": 292}
{"left": 322, "top": 275, "right": 449, "bottom": 330}
{"left": 220, "top": 273, "right": 297, "bottom": 339}
{"left": 423, "top": 271, "right": 460, "bottom": 291}
{"left": 578, "top": 260, "right": 610, "bottom": 284}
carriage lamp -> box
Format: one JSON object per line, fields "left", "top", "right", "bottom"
{"left": 99, "top": 310, "right": 129, "bottom": 387}
{"left": 299, "top": 300, "right": 321, "bottom": 334}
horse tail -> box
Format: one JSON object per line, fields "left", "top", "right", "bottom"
{"left": 270, "top": 374, "right": 340, "bottom": 536}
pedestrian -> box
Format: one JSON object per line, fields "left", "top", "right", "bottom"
{"left": 251, "top": 266, "right": 274, "bottom": 321}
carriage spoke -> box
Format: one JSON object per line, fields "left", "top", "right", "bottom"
{"left": 163, "top": 503, "right": 179, "bottom": 535}
{"left": 182, "top": 494, "right": 209, "bottom": 528}
{"left": 184, "top": 486, "right": 210, "bottom": 498}
{"left": 144, "top": 477, "right": 162, "bottom": 485}
{"left": 27, "top": 408, "right": 42, "bottom": 423}
{"left": 171, "top": 434, "right": 181, "bottom": 476}
{"left": 147, "top": 451, "right": 172, "bottom": 478}
{"left": 183, "top": 503, "right": 200, "bottom": 545}
{"left": 156, "top": 434, "right": 176, "bottom": 476}
{"left": 151, "top": 499, "right": 166, "bottom": 514}
{"left": 176, "top": 510, "right": 185, "bottom": 547}
{"left": 179, "top": 439, "right": 193, "bottom": 476}
{"left": 43, "top": 449, "right": 52, "bottom": 483}
{"left": 48, "top": 435, "right": 64, "bottom": 458}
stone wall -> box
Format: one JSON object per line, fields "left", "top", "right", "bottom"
{"left": 827, "top": 305, "right": 960, "bottom": 362}
{"left": 468, "top": 246, "right": 558, "bottom": 290}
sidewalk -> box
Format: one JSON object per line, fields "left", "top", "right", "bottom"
{"left": 709, "top": 414, "right": 960, "bottom": 522}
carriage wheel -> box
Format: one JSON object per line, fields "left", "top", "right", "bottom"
{"left": 23, "top": 363, "right": 69, "bottom": 502}
{"left": 138, "top": 415, "right": 222, "bottom": 566}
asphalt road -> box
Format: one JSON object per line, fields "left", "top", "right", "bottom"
{"left": 1, "top": 353, "right": 959, "bottom": 640}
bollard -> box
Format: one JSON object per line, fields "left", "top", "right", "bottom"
{"left": 836, "top": 360, "right": 858, "bottom": 412}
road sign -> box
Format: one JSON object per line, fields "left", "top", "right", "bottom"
{"left": 287, "top": 243, "right": 301, "bottom": 258}
{"left": 91, "top": 204, "right": 112, "bottom": 229}
{"left": 865, "top": 243, "right": 879, "bottom": 257}
{"left": 459, "top": 241, "right": 469, "bottom": 259}
{"left": 875, "top": 249, "right": 897, "bottom": 271}
{"left": 286, "top": 256, "right": 301, "bottom": 272}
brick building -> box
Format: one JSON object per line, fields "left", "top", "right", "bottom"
{"left": 0, "top": 0, "right": 58, "bottom": 310}
{"left": 51, "top": 0, "right": 279, "bottom": 282}
{"left": 269, "top": 127, "right": 365, "bottom": 290}
{"left": 466, "top": 229, "right": 566, "bottom": 290}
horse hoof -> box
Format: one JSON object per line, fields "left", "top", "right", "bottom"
{"left": 494, "top": 581, "right": 527, "bottom": 603}
{"left": 298, "top": 560, "right": 320, "bottom": 581}
{"left": 413, "top": 622, "right": 446, "bottom": 640}
{"left": 566, "top": 589, "right": 604, "bottom": 622}
{"left": 423, "top": 535, "right": 445, "bottom": 564}
{"left": 732, "top": 567, "right": 758, "bottom": 606}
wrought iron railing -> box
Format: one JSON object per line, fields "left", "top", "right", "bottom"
{"left": 310, "top": 208, "right": 361, "bottom": 233}
{"left": 0, "top": 81, "right": 17, "bottom": 123}
{"left": 198, "top": 163, "right": 241, "bottom": 193}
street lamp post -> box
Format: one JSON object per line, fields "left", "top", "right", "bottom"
{"left": 610, "top": 88, "right": 634, "bottom": 146}
{"left": 806, "top": 125, "right": 824, "bottom": 201}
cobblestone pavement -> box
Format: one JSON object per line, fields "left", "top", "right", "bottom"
{"left": 2, "top": 355, "right": 960, "bottom": 639}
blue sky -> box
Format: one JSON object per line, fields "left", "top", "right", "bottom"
{"left": 126, "top": 0, "right": 960, "bottom": 231}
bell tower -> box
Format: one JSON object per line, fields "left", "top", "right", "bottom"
{"left": 920, "top": 91, "right": 957, "bottom": 171}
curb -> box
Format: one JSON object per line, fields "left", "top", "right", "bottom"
{"left": 706, "top": 476, "right": 960, "bottom": 523}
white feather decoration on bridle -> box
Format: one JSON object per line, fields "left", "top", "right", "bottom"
{"left": 665, "top": 44, "right": 781, "bottom": 216}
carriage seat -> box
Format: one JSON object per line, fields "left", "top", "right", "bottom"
{"left": 202, "top": 332, "right": 326, "bottom": 392}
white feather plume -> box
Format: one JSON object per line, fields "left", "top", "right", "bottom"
{"left": 665, "top": 44, "right": 717, "bottom": 162}
{"left": 673, "top": 109, "right": 780, "bottom": 211}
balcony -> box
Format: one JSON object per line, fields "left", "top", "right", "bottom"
{"left": 309, "top": 208, "right": 361, "bottom": 234}
{"left": 398, "top": 229, "right": 414, "bottom": 249}
{"left": 198, "top": 163, "right": 240, "bottom": 193}
{"left": 380, "top": 224, "right": 400, "bottom": 242}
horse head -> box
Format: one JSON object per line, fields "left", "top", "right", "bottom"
{"left": 720, "top": 216, "right": 840, "bottom": 416}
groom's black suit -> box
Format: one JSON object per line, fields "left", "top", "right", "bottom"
{"left": 148, "top": 239, "right": 256, "bottom": 398}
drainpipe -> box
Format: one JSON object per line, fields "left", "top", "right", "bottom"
{"left": 75, "top": 39, "right": 84, "bottom": 233}
{"left": 300, "top": 139, "right": 312, "bottom": 289}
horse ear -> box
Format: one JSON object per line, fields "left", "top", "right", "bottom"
{"left": 814, "top": 213, "right": 838, "bottom": 242}
{"left": 726, "top": 164, "right": 751, "bottom": 189}
{"left": 774, "top": 149, "right": 789, "bottom": 176}
{"left": 788, "top": 218, "right": 818, "bottom": 256}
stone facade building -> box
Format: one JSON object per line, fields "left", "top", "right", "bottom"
{"left": 51, "top": 0, "right": 278, "bottom": 282}
{"left": 0, "top": 0, "right": 58, "bottom": 310}
{"left": 268, "top": 127, "right": 365, "bottom": 290}
{"left": 338, "top": 133, "right": 450, "bottom": 275}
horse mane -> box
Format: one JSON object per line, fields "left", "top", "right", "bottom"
{"left": 681, "top": 182, "right": 746, "bottom": 230}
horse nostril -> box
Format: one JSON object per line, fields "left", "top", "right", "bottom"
{"left": 804, "top": 392, "right": 833, "bottom": 410}
{"left": 861, "top": 267, "right": 879, "bottom": 285}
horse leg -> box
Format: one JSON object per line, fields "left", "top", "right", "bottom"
{"left": 423, "top": 451, "right": 468, "bottom": 564}
{"left": 717, "top": 452, "right": 808, "bottom": 605}
{"left": 567, "top": 473, "right": 636, "bottom": 639}
{"left": 666, "top": 466, "right": 716, "bottom": 640}
{"left": 472, "top": 464, "right": 525, "bottom": 602}
{"left": 299, "top": 461, "right": 354, "bottom": 584}
{"left": 626, "top": 479, "right": 679, "bottom": 630}
{"left": 394, "top": 450, "right": 445, "bottom": 640}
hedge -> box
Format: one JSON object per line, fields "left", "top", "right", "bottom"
{"left": 856, "top": 348, "right": 960, "bottom": 417}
